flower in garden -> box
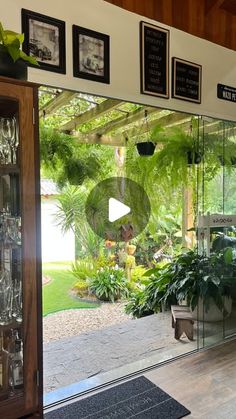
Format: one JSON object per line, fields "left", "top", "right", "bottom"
{"left": 105, "top": 239, "right": 116, "bottom": 248}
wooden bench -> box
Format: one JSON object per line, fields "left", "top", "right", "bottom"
{"left": 171, "top": 305, "right": 194, "bottom": 341}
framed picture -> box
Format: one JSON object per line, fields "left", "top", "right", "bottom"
{"left": 140, "top": 21, "right": 169, "bottom": 98}
{"left": 21, "top": 9, "right": 66, "bottom": 74}
{"left": 72, "top": 25, "right": 110, "bottom": 84}
{"left": 172, "top": 57, "right": 202, "bottom": 103}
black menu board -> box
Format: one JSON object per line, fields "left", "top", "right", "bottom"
{"left": 140, "top": 21, "right": 169, "bottom": 98}
{"left": 172, "top": 57, "right": 202, "bottom": 103}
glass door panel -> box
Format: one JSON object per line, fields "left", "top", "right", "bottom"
{"left": 222, "top": 121, "right": 236, "bottom": 339}
{"left": 197, "top": 118, "right": 236, "bottom": 347}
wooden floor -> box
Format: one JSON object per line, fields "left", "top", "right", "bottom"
{"left": 145, "top": 339, "right": 236, "bottom": 418}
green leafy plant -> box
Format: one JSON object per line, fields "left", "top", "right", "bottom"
{"left": 89, "top": 266, "right": 129, "bottom": 302}
{"left": 0, "top": 22, "right": 38, "bottom": 65}
{"left": 150, "top": 248, "right": 236, "bottom": 314}
{"left": 71, "top": 258, "right": 97, "bottom": 281}
{"left": 125, "top": 264, "right": 171, "bottom": 318}
{"left": 125, "top": 289, "right": 154, "bottom": 318}
{"left": 74, "top": 280, "right": 89, "bottom": 298}
{"left": 130, "top": 265, "right": 148, "bottom": 283}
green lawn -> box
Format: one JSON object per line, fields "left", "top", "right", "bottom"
{"left": 43, "top": 262, "right": 99, "bottom": 316}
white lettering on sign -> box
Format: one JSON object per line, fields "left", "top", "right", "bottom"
{"left": 223, "top": 91, "right": 232, "bottom": 100}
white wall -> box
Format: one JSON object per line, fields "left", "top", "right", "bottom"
{"left": 2, "top": 0, "right": 236, "bottom": 121}
{"left": 41, "top": 198, "right": 75, "bottom": 262}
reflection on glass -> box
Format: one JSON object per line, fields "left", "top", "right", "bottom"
{"left": 0, "top": 99, "right": 23, "bottom": 401}
{"left": 197, "top": 119, "right": 236, "bottom": 347}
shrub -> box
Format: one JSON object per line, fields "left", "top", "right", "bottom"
{"left": 131, "top": 265, "right": 148, "bottom": 284}
{"left": 71, "top": 258, "right": 97, "bottom": 281}
{"left": 89, "top": 266, "right": 129, "bottom": 302}
{"left": 74, "top": 280, "right": 89, "bottom": 298}
{"left": 125, "top": 263, "right": 175, "bottom": 318}
{"left": 125, "top": 289, "right": 154, "bottom": 318}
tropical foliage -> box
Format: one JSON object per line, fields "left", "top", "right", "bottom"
{"left": 126, "top": 248, "right": 236, "bottom": 318}
{"left": 89, "top": 266, "right": 129, "bottom": 302}
{"left": 0, "top": 21, "right": 38, "bottom": 65}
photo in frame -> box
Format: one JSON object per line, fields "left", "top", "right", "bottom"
{"left": 140, "top": 21, "right": 169, "bottom": 98}
{"left": 72, "top": 25, "right": 110, "bottom": 84}
{"left": 172, "top": 57, "right": 202, "bottom": 103}
{"left": 21, "top": 9, "right": 66, "bottom": 74}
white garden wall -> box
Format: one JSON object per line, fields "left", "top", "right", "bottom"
{"left": 2, "top": 0, "right": 236, "bottom": 120}
{"left": 41, "top": 198, "right": 75, "bottom": 262}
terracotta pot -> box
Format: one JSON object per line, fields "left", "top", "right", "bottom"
{"left": 136, "top": 142, "right": 155, "bottom": 156}
{"left": 0, "top": 51, "right": 27, "bottom": 80}
{"left": 191, "top": 297, "right": 232, "bottom": 322}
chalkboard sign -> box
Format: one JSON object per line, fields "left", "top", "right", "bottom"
{"left": 172, "top": 57, "right": 202, "bottom": 103}
{"left": 140, "top": 21, "right": 169, "bottom": 98}
{"left": 217, "top": 84, "right": 236, "bottom": 103}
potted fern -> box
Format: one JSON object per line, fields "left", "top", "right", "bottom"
{"left": 0, "top": 22, "right": 38, "bottom": 80}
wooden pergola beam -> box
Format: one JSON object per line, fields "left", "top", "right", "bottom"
{"left": 125, "top": 111, "right": 191, "bottom": 139}
{"left": 90, "top": 106, "right": 161, "bottom": 135}
{"left": 39, "top": 91, "right": 78, "bottom": 118}
{"left": 73, "top": 112, "right": 191, "bottom": 146}
{"left": 60, "top": 98, "right": 123, "bottom": 132}
{"left": 73, "top": 133, "right": 126, "bottom": 146}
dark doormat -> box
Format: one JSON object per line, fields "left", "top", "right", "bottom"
{"left": 44, "top": 376, "right": 190, "bottom": 419}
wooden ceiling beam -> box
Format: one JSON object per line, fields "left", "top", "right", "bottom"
{"left": 60, "top": 98, "right": 123, "bottom": 132}
{"left": 39, "top": 91, "right": 78, "bottom": 118}
{"left": 206, "top": 0, "right": 225, "bottom": 14}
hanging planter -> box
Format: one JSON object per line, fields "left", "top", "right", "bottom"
{"left": 218, "top": 155, "right": 236, "bottom": 167}
{"left": 187, "top": 150, "right": 202, "bottom": 165}
{"left": 0, "top": 50, "right": 27, "bottom": 80}
{"left": 136, "top": 141, "right": 155, "bottom": 156}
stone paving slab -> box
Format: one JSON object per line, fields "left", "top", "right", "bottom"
{"left": 43, "top": 312, "right": 196, "bottom": 393}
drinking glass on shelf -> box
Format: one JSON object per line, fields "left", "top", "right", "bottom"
{"left": 4, "top": 217, "right": 21, "bottom": 244}
{"left": 0, "top": 118, "right": 13, "bottom": 164}
{"left": 0, "top": 269, "right": 12, "bottom": 325}
{"left": 12, "top": 277, "right": 22, "bottom": 324}
{"left": 12, "top": 118, "right": 19, "bottom": 164}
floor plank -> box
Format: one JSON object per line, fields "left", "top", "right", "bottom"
{"left": 145, "top": 340, "right": 236, "bottom": 418}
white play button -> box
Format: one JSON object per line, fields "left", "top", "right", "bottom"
{"left": 108, "top": 197, "right": 130, "bottom": 222}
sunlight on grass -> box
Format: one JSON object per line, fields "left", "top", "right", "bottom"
{"left": 43, "top": 261, "right": 99, "bottom": 316}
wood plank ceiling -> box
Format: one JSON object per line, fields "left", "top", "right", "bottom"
{"left": 104, "top": 0, "right": 236, "bottom": 51}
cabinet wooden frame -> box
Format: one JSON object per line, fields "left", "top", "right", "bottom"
{"left": 0, "top": 77, "right": 42, "bottom": 419}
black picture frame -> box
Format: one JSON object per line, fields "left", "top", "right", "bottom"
{"left": 140, "top": 21, "right": 169, "bottom": 99}
{"left": 21, "top": 9, "right": 66, "bottom": 74}
{"left": 172, "top": 57, "right": 202, "bottom": 104}
{"left": 72, "top": 25, "right": 110, "bottom": 84}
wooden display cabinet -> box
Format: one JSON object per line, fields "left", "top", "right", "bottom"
{"left": 0, "top": 77, "right": 42, "bottom": 418}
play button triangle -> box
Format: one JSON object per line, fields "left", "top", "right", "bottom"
{"left": 108, "top": 197, "right": 130, "bottom": 222}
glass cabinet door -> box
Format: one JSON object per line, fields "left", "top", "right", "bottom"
{"left": 0, "top": 98, "right": 24, "bottom": 401}
{"left": 0, "top": 79, "right": 41, "bottom": 419}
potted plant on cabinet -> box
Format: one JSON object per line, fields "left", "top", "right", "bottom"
{"left": 0, "top": 22, "right": 38, "bottom": 80}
